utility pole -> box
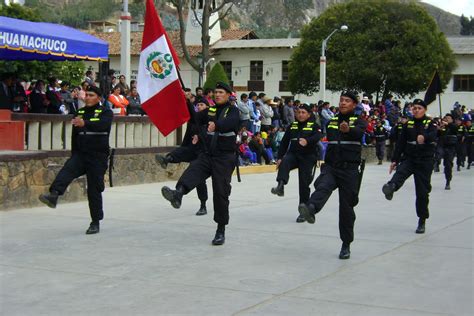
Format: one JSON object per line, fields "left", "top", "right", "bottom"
{"left": 120, "top": 0, "right": 131, "bottom": 82}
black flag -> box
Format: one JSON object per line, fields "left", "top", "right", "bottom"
{"left": 424, "top": 71, "right": 442, "bottom": 105}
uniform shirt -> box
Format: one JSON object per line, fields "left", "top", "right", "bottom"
{"left": 439, "top": 123, "right": 457, "bottom": 147}
{"left": 72, "top": 104, "right": 113, "bottom": 154}
{"left": 325, "top": 113, "right": 367, "bottom": 165}
{"left": 456, "top": 124, "right": 467, "bottom": 142}
{"left": 196, "top": 101, "right": 240, "bottom": 154}
{"left": 374, "top": 125, "right": 387, "bottom": 142}
{"left": 278, "top": 119, "right": 322, "bottom": 158}
{"left": 466, "top": 125, "right": 474, "bottom": 140}
{"left": 389, "top": 123, "right": 404, "bottom": 142}
{"left": 392, "top": 116, "right": 437, "bottom": 163}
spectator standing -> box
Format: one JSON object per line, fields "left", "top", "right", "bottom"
{"left": 127, "top": 87, "right": 143, "bottom": 115}
{"left": 282, "top": 99, "right": 295, "bottom": 128}
{"left": 237, "top": 93, "right": 251, "bottom": 129}
{"left": 29, "top": 80, "right": 49, "bottom": 113}
{"left": 116, "top": 75, "right": 130, "bottom": 96}
{"left": 260, "top": 96, "right": 275, "bottom": 132}
{"left": 0, "top": 73, "right": 14, "bottom": 110}
{"left": 78, "top": 82, "right": 89, "bottom": 109}
{"left": 85, "top": 70, "right": 96, "bottom": 87}
{"left": 46, "top": 77, "right": 62, "bottom": 114}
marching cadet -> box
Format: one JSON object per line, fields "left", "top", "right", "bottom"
{"left": 298, "top": 91, "right": 367, "bottom": 260}
{"left": 161, "top": 82, "right": 239, "bottom": 246}
{"left": 374, "top": 119, "right": 388, "bottom": 165}
{"left": 156, "top": 95, "right": 210, "bottom": 216}
{"left": 382, "top": 99, "right": 437, "bottom": 234}
{"left": 39, "top": 86, "right": 113, "bottom": 234}
{"left": 438, "top": 114, "right": 458, "bottom": 189}
{"left": 388, "top": 116, "right": 407, "bottom": 161}
{"left": 455, "top": 117, "right": 467, "bottom": 171}
{"left": 465, "top": 120, "right": 474, "bottom": 169}
{"left": 270, "top": 103, "right": 323, "bottom": 223}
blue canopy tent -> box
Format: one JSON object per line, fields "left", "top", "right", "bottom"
{"left": 0, "top": 16, "right": 108, "bottom": 61}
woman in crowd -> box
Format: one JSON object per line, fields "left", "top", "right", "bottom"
{"left": 108, "top": 85, "right": 129, "bottom": 116}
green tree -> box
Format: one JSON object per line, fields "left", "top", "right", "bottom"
{"left": 0, "top": 3, "right": 85, "bottom": 85}
{"left": 460, "top": 15, "right": 473, "bottom": 35}
{"left": 288, "top": 0, "right": 457, "bottom": 99}
{"left": 203, "top": 63, "right": 229, "bottom": 91}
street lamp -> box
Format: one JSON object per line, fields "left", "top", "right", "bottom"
{"left": 319, "top": 25, "right": 348, "bottom": 102}
{"left": 202, "top": 57, "right": 215, "bottom": 85}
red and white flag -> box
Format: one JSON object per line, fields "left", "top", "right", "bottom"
{"left": 138, "top": 0, "right": 189, "bottom": 136}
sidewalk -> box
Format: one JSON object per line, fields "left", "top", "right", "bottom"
{"left": 0, "top": 164, "right": 472, "bottom": 315}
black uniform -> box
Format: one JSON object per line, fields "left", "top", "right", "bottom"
{"left": 386, "top": 116, "right": 437, "bottom": 221}
{"left": 163, "top": 101, "right": 208, "bottom": 204}
{"left": 388, "top": 122, "right": 404, "bottom": 161}
{"left": 175, "top": 101, "right": 240, "bottom": 227}
{"left": 301, "top": 113, "right": 367, "bottom": 245}
{"left": 439, "top": 123, "right": 458, "bottom": 184}
{"left": 274, "top": 119, "right": 322, "bottom": 205}
{"left": 50, "top": 104, "right": 113, "bottom": 222}
{"left": 455, "top": 124, "right": 467, "bottom": 169}
{"left": 374, "top": 124, "right": 388, "bottom": 163}
{"left": 466, "top": 124, "right": 474, "bottom": 168}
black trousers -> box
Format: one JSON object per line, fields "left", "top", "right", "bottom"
{"left": 177, "top": 152, "right": 235, "bottom": 225}
{"left": 168, "top": 146, "right": 208, "bottom": 202}
{"left": 276, "top": 152, "right": 317, "bottom": 204}
{"left": 467, "top": 139, "right": 474, "bottom": 164}
{"left": 375, "top": 140, "right": 385, "bottom": 161}
{"left": 442, "top": 146, "right": 456, "bottom": 182}
{"left": 307, "top": 163, "right": 360, "bottom": 244}
{"left": 50, "top": 152, "right": 108, "bottom": 222}
{"left": 456, "top": 142, "right": 466, "bottom": 166}
{"left": 434, "top": 144, "right": 443, "bottom": 169}
{"left": 388, "top": 158, "right": 433, "bottom": 220}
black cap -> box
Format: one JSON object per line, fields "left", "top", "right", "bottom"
{"left": 195, "top": 97, "right": 209, "bottom": 107}
{"left": 87, "top": 85, "right": 102, "bottom": 97}
{"left": 340, "top": 90, "right": 358, "bottom": 103}
{"left": 298, "top": 103, "right": 312, "bottom": 113}
{"left": 413, "top": 99, "right": 427, "bottom": 108}
{"left": 215, "top": 81, "right": 232, "bottom": 94}
{"left": 444, "top": 113, "right": 453, "bottom": 119}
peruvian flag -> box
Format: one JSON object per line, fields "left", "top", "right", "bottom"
{"left": 138, "top": 0, "right": 189, "bottom": 136}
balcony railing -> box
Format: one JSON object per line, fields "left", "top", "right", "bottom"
{"left": 11, "top": 113, "right": 183, "bottom": 151}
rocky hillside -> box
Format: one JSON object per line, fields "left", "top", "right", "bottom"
{"left": 24, "top": 0, "right": 462, "bottom": 37}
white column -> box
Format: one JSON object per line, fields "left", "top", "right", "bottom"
{"left": 116, "top": 122, "right": 126, "bottom": 148}
{"left": 125, "top": 123, "right": 134, "bottom": 148}
{"left": 64, "top": 122, "right": 73, "bottom": 150}
{"left": 51, "top": 122, "right": 63, "bottom": 150}
{"left": 134, "top": 123, "right": 143, "bottom": 147}
{"left": 120, "top": 4, "right": 131, "bottom": 83}
{"left": 28, "top": 122, "right": 40, "bottom": 150}
{"left": 142, "top": 123, "right": 151, "bottom": 147}
{"left": 40, "top": 122, "right": 52, "bottom": 150}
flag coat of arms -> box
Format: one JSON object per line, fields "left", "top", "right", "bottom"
{"left": 138, "top": 0, "right": 189, "bottom": 136}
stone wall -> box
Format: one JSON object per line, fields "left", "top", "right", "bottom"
{"left": 0, "top": 148, "right": 187, "bottom": 211}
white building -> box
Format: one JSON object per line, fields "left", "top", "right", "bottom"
{"left": 87, "top": 27, "right": 473, "bottom": 115}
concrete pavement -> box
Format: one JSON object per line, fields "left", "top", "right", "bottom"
{"left": 0, "top": 164, "right": 472, "bottom": 315}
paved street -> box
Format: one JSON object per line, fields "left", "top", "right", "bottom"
{"left": 0, "top": 164, "right": 472, "bottom": 315}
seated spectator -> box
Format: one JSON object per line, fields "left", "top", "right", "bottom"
{"left": 59, "top": 81, "right": 74, "bottom": 114}
{"left": 127, "top": 87, "right": 143, "bottom": 115}
{"left": 46, "top": 77, "right": 62, "bottom": 114}
{"left": 11, "top": 77, "right": 28, "bottom": 112}
{"left": 116, "top": 75, "right": 130, "bottom": 96}
{"left": 108, "top": 85, "right": 129, "bottom": 115}
{"left": 249, "top": 132, "right": 270, "bottom": 165}
{"left": 29, "top": 80, "right": 50, "bottom": 113}
{"left": 0, "top": 73, "right": 14, "bottom": 111}
{"left": 78, "top": 81, "right": 89, "bottom": 108}
{"left": 239, "top": 136, "right": 257, "bottom": 165}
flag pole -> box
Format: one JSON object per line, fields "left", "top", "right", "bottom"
{"left": 438, "top": 93, "right": 442, "bottom": 117}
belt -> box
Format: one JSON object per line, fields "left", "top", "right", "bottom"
{"left": 207, "top": 131, "right": 236, "bottom": 137}
{"left": 375, "top": 135, "right": 385, "bottom": 138}
{"left": 327, "top": 141, "right": 361, "bottom": 145}
{"left": 407, "top": 141, "right": 435, "bottom": 145}
{"left": 79, "top": 131, "right": 108, "bottom": 135}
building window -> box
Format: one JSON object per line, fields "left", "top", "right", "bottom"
{"left": 281, "top": 60, "right": 289, "bottom": 81}
{"left": 220, "top": 61, "right": 232, "bottom": 81}
{"left": 453, "top": 75, "right": 474, "bottom": 92}
{"left": 250, "top": 60, "right": 263, "bottom": 81}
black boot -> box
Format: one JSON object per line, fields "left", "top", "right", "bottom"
{"left": 382, "top": 182, "right": 396, "bottom": 201}
{"left": 377, "top": 160, "right": 383, "bottom": 165}
{"left": 271, "top": 181, "right": 285, "bottom": 197}
{"left": 155, "top": 154, "right": 172, "bottom": 169}
{"left": 339, "top": 243, "right": 351, "bottom": 260}
{"left": 467, "top": 163, "right": 471, "bottom": 170}
{"left": 86, "top": 221, "right": 100, "bottom": 235}
{"left": 445, "top": 181, "right": 451, "bottom": 190}
{"left": 415, "top": 218, "right": 425, "bottom": 234}
{"left": 457, "top": 165, "right": 461, "bottom": 172}
{"left": 296, "top": 214, "right": 306, "bottom": 223}
{"left": 196, "top": 203, "right": 207, "bottom": 216}
{"left": 212, "top": 225, "right": 225, "bottom": 246}
{"left": 161, "top": 185, "right": 184, "bottom": 209}
{"left": 297, "top": 203, "right": 315, "bottom": 224}
{"left": 434, "top": 164, "right": 440, "bottom": 172}
{"left": 38, "top": 190, "right": 59, "bottom": 208}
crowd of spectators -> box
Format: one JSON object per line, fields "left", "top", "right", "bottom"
{"left": 0, "top": 70, "right": 144, "bottom": 116}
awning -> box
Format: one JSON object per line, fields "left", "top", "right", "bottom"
{"left": 0, "top": 16, "right": 108, "bottom": 62}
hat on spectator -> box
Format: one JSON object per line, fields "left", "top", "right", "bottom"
{"left": 87, "top": 85, "right": 102, "bottom": 97}
{"left": 340, "top": 90, "right": 358, "bottom": 103}
{"left": 362, "top": 96, "right": 369, "bottom": 101}
{"left": 413, "top": 98, "right": 427, "bottom": 109}
{"left": 215, "top": 81, "right": 232, "bottom": 94}
{"left": 262, "top": 96, "right": 277, "bottom": 105}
